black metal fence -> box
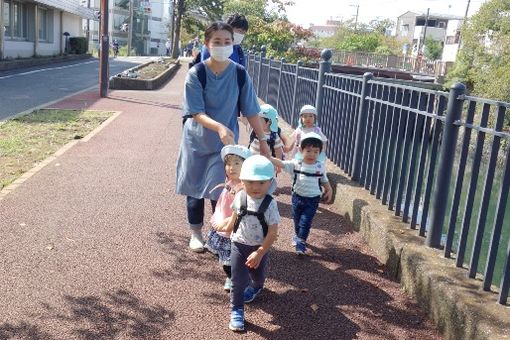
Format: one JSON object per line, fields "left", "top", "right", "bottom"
{"left": 246, "top": 49, "right": 510, "bottom": 305}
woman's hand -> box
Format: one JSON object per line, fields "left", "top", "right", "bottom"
{"left": 217, "top": 124, "right": 235, "bottom": 145}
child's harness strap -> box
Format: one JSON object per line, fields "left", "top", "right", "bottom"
{"left": 292, "top": 161, "right": 323, "bottom": 193}
{"left": 233, "top": 191, "right": 273, "bottom": 237}
{"left": 248, "top": 127, "right": 282, "bottom": 157}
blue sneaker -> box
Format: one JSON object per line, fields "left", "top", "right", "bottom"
{"left": 291, "top": 235, "right": 298, "bottom": 246}
{"left": 244, "top": 286, "right": 263, "bottom": 303}
{"left": 229, "top": 308, "right": 245, "bottom": 332}
{"left": 296, "top": 240, "right": 306, "bottom": 255}
{"left": 224, "top": 277, "right": 232, "bottom": 292}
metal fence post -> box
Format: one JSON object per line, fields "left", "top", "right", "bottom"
{"left": 426, "top": 82, "right": 465, "bottom": 248}
{"left": 258, "top": 45, "right": 267, "bottom": 95}
{"left": 351, "top": 72, "right": 374, "bottom": 181}
{"left": 276, "top": 58, "right": 285, "bottom": 113}
{"left": 290, "top": 60, "right": 302, "bottom": 127}
{"left": 315, "top": 49, "right": 332, "bottom": 126}
{"left": 266, "top": 57, "right": 272, "bottom": 103}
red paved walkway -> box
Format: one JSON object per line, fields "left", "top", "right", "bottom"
{"left": 0, "top": 65, "right": 441, "bottom": 339}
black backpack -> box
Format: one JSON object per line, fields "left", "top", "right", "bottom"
{"left": 248, "top": 127, "right": 282, "bottom": 158}
{"left": 182, "top": 62, "right": 246, "bottom": 125}
{"left": 188, "top": 52, "right": 202, "bottom": 69}
{"left": 233, "top": 191, "right": 273, "bottom": 237}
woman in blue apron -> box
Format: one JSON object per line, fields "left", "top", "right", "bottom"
{"left": 176, "top": 21, "right": 270, "bottom": 252}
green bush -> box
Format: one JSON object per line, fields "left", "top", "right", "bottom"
{"left": 69, "top": 37, "right": 88, "bottom": 54}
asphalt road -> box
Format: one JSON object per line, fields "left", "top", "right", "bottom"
{"left": 0, "top": 57, "right": 147, "bottom": 120}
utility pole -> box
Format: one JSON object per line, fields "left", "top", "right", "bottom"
{"left": 127, "top": 0, "right": 134, "bottom": 56}
{"left": 464, "top": 0, "right": 472, "bottom": 20}
{"left": 169, "top": 0, "right": 176, "bottom": 56}
{"left": 457, "top": 0, "right": 472, "bottom": 47}
{"left": 419, "top": 8, "right": 430, "bottom": 55}
{"left": 350, "top": 4, "right": 360, "bottom": 31}
{"left": 354, "top": 5, "right": 359, "bottom": 32}
{"left": 86, "top": 0, "right": 91, "bottom": 48}
{"left": 99, "top": 0, "right": 109, "bottom": 97}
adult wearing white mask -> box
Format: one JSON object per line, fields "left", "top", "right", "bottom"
{"left": 177, "top": 22, "right": 270, "bottom": 252}
{"left": 200, "top": 13, "right": 248, "bottom": 67}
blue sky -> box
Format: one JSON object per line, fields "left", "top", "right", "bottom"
{"left": 285, "top": 0, "right": 487, "bottom": 28}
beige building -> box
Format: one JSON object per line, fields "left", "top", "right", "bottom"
{"left": 1, "top": 0, "right": 94, "bottom": 59}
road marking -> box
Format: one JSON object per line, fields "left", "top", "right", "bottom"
{"left": 4, "top": 85, "right": 99, "bottom": 121}
{"left": 0, "top": 60, "right": 98, "bottom": 80}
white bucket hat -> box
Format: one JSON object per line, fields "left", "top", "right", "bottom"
{"left": 299, "top": 104, "right": 317, "bottom": 115}
{"left": 221, "top": 145, "right": 251, "bottom": 162}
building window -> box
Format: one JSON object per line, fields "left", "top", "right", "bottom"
{"left": 3, "top": 1, "right": 10, "bottom": 37}
{"left": 13, "top": 1, "right": 27, "bottom": 38}
{"left": 38, "top": 7, "right": 48, "bottom": 41}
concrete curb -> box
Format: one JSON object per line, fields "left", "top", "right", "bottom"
{"left": 325, "top": 161, "right": 510, "bottom": 340}
{"left": 0, "top": 110, "right": 121, "bottom": 201}
{"left": 109, "top": 60, "right": 180, "bottom": 90}
{"left": 0, "top": 54, "right": 92, "bottom": 71}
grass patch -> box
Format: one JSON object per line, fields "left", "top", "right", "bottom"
{"left": 0, "top": 109, "right": 113, "bottom": 190}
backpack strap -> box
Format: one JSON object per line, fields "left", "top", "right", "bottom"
{"left": 292, "top": 161, "right": 323, "bottom": 193}
{"left": 248, "top": 130, "right": 257, "bottom": 149}
{"left": 233, "top": 192, "right": 272, "bottom": 237}
{"left": 268, "top": 131, "right": 277, "bottom": 157}
{"left": 195, "top": 62, "right": 207, "bottom": 89}
{"left": 236, "top": 45, "right": 245, "bottom": 67}
{"left": 233, "top": 191, "right": 248, "bottom": 235}
{"left": 235, "top": 64, "right": 246, "bottom": 116}
{"left": 183, "top": 63, "right": 245, "bottom": 124}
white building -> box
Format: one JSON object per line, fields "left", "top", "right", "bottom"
{"left": 84, "top": 0, "right": 172, "bottom": 56}
{"left": 1, "top": 0, "right": 94, "bottom": 59}
{"left": 396, "top": 11, "right": 463, "bottom": 56}
{"left": 441, "top": 19, "right": 463, "bottom": 62}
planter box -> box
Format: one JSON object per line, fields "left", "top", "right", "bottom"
{"left": 109, "top": 60, "right": 180, "bottom": 90}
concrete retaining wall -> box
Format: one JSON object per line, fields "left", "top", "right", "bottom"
{"left": 109, "top": 61, "right": 180, "bottom": 90}
{"left": 326, "top": 163, "right": 510, "bottom": 340}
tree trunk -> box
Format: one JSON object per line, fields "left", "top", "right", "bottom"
{"left": 171, "top": 0, "right": 184, "bottom": 59}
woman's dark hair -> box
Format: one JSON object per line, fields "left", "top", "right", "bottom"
{"left": 301, "top": 137, "right": 323, "bottom": 151}
{"left": 204, "top": 22, "right": 234, "bottom": 42}
{"left": 226, "top": 13, "right": 249, "bottom": 31}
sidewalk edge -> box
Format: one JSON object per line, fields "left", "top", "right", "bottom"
{"left": 0, "top": 110, "right": 121, "bottom": 201}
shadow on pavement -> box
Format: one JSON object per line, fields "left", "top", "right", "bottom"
{"left": 0, "top": 289, "right": 175, "bottom": 339}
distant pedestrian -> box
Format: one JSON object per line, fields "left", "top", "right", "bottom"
{"left": 269, "top": 132, "right": 332, "bottom": 255}
{"left": 201, "top": 13, "right": 249, "bottom": 67}
{"left": 205, "top": 145, "right": 251, "bottom": 292}
{"left": 175, "top": 21, "right": 270, "bottom": 253}
{"left": 214, "top": 155, "right": 279, "bottom": 332}
{"left": 165, "top": 39, "right": 171, "bottom": 56}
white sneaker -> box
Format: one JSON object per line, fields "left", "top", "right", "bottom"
{"left": 189, "top": 234, "right": 204, "bottom": 252}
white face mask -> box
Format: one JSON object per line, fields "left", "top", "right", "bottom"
{"left": 209, "top": 45, "right": 233, "bottom": 62}
{"left": 233, "top": 32, "right": 245, "bottom": 45}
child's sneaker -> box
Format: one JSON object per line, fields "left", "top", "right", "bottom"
{"left": 295, "top": 240, "right": 306, "bottom": 255}
{"left": 229, "top": 308, "right": 245, "bottom": 332}
{"left": 291, "top": 235, "right": 299, "bottom": 246}
{"left": 224, "top": 277, "right": 232, "bottom": 292}
{"left": 244, "top": 286, "right": 263, "bottom": 303}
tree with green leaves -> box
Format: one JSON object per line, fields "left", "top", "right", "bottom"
{"left": 424, "top": 38, "right": 443, "bottom": 60}
{"left": 446, "top": 0, "right": 510, "bottom": 108}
